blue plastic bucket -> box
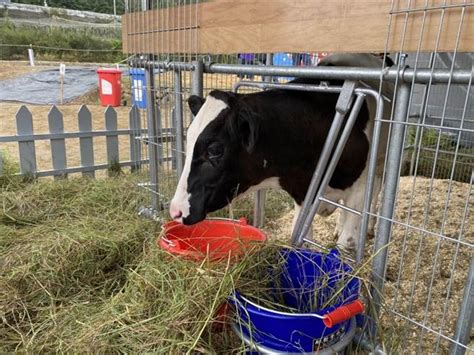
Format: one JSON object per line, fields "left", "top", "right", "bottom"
{"left": 231, "top": 249, "right": 361, "bottom": 353}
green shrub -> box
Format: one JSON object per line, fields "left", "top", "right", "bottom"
{"left": 0, "top": 21, "right": 124, "bottom": 62}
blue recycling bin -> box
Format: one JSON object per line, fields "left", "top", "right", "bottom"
{"left": 130, "top": 68, "right": 147, "bottom": 109}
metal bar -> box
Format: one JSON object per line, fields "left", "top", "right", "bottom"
{"left": 130, "top": 59, "right": 473, "bottom": 84}
{"left": 263, "top": 53, "right": 273, "bottom": 83}
{"left": 25, "top": 160, "right": 150, "bottom": 178}
{"left": 373, "top": 212, "right": 474, "bottom": 248}
{"left": 297, "top": 93, "right": 366, "bottom": 246}
{"left": 253, "top": 190, "right": 266, "bottom": 228}
{"left": 208, "top": 64, "right": 473, "bottom": 84}
{"left": 390, "top": 2, "right": 474, "bottom": 14}
{"left": 0, "top": 129, "right": 151, "bottom": 143}
{"left": 130, "top": 59, "right": 195, "bottom": 71}
{"left": 404, "top": 146, "right": 474, "bottom": 159}
{"left": 409, "top": 113, "right": 474, "bottom": 124}
{"left": 174, "top": 69, "right": 185, "bottom": 177}
{"left": 387, "top": 307, "right": 473, "bottom": 351}
{"left": 318, "top": 196, "right": 363, "bottom": 216}
{"left": 377, "top": 118, "right": 474, "bottom": 134}
{"left": 127, "top": 25, "right": 199, "bottom": 36}
{"left": 145, "top": 62, "right": 161, "bottom": 212}
{"left": 291, "top": 81, "right": 357, "bottom": 245}
{"left": 191, "top": 59, "right": 204, "bottom": 98}
{"left": 451, "top": 256, "right": 474, "bottom": 354}
{"left": 357, "top": 92, "right": 385, "bottom": 262}
{"left": 370, "top": 82, "right": 412, "bottom": 327}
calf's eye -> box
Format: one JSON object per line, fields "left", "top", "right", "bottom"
{"left": 207, "top": 142, "right": 224, "bottom": 163}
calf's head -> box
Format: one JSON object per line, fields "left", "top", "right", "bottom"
{"left": 169, "top": 90, "right": 260, "bottom": 224}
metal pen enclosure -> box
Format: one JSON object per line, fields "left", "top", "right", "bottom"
{"left": 124, "top": 0, "right": 473, "bottom": 353}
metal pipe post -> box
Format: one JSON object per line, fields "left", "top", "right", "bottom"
{"left": 144, "top": 63, "right": 161, "bottom": 212}
{"left": 253, "top": 190, "right": 266, "bottom": 228}
{"left": 291, "top": 80, "right": 357, "bottom": 245}
{"left": 297, "top": 94, "right": 366, "bottom": 244}
{"left": 191, "top": 60, "right": 204, "bottom": 98}
{"left": 263, "top": 53, "right": 273, "bottom": 83}
{"left": 357, "top": 95, "right": 385, "bottom": 262}
{"left": 174, "top": 69, "right": 185, "bottom": 178}
{"left": 451, "top": 257, "right": 474, "bottom": 355}
{"left": 252, "top": 54, "right": 274, "bottom": 228}
{"left": 369, "top": 82, "right": 412, "bottom": 324}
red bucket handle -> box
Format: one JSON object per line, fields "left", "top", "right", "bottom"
{"left": 323, "top": 300, "right": 365, "bottom": 328}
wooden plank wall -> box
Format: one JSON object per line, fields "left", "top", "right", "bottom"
{"left": 122, "top": 0, "right": 474, "bottom": 54}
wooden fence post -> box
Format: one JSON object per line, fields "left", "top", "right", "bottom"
{"left": 129, "top": 105, "right": 142, "bottom": 172}
{"left": 78, "top": 105, "right": 95, "bottom": 178}
{"left": 16, "top": 105, "right": 37, "bottom": 177}
{"left": 105, "top": 106, "right": 119, "bottom": 175}
{"left": 48, "top": 105, "right": 67, "bottom": 179}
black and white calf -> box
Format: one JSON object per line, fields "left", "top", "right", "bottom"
{"left": 169, "top": 54, "right": 391, "bottom": 251}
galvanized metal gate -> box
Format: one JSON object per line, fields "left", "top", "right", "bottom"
{"left": 124, "top": 1, "right": 473, "bottom": 353}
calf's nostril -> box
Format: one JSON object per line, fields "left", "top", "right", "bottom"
{"left": 171, "top": 210, "right": 183, "bottom": 219}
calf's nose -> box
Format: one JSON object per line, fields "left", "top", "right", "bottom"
{"left": 170, "top": 209, "right": 183, "bottom": 220}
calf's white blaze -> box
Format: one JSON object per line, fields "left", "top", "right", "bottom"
{"left": 169, "top": 96, "right": 228, "bottom": 221}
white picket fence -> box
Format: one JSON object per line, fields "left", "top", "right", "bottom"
{"left": 0, "top": 105, "right": 148, "bottom": 178}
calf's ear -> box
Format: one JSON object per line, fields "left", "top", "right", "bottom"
{"left": 188, "top": 95, "right": 205, "bottom": 116}
{"left": 238, "top": 105, "right": 260, "bottom": 154}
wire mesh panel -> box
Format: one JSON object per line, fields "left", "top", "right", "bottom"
{"left": 125, "top": 2, "right": 327, "bottom": 219}
{"left": 404, "top": 52, "right": 474, "bottom": 182}
{"left": 123, "top": 0, "right": 473, "bottom": 353}
{"left": 372, "top": 1, "right": 473, "bottom": 353}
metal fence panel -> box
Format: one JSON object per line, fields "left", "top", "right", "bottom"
{"left": 125, "top": 1, "right": 473, "bottom": 353}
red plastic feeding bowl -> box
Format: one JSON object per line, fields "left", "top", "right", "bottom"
{"left": 159, "top": 218, "right": 266, "bottom": 262}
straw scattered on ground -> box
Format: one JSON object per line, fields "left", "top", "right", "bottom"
{"left": 266, "top": 176, "right": 473, "bottom": 353}
{"left": 0, "top": 172, "right": 294, "bottom": 353}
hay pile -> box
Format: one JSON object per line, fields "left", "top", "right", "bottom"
{"left": 1, "top": 172, "right": 471, "bottom": 353}
{"left": 266, "top": 176, "right": 473, "bottom": 353}
{"left": 0, "top": 174, "right": 292, "bottom": 353}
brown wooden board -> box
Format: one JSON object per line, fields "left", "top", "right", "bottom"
{"left": 122, "top": 0, "right": 474, "bottom": 54}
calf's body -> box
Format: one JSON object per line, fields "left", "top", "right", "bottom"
{"left": 170, "top": 54, "right": 391, "bottom": 251}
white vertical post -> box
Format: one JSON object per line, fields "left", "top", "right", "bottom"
{"left": 28, "top": 46, "right": 35, "bottom": 67}
{"left": 16, "top": 106, "right": 37, "bottom": 177}
{"left": 59, "top": 63, "right": 66, "bottom": 105}
{"left": 78, "top": 105, "right": 95, "bottom": 178}
{"left": 48, "top": 105, "right": 67, "bottom": 179}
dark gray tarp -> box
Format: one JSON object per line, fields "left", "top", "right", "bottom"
{"left": 0, "top": 67, "right": 99, "bottom": 104}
